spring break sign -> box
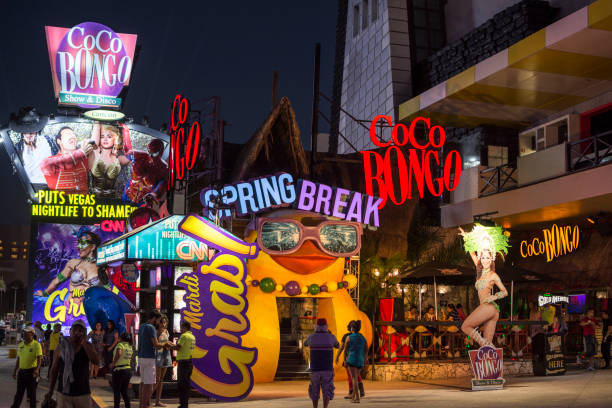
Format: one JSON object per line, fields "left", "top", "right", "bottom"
{"left": 45, "top": 22, "right": 137, "bottom": 108}
{"left": 176, "top": 214, "right": 258, "bottom": 402}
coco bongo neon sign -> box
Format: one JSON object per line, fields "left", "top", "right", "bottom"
{"left": 520, "top": 224, "right": 580, "bottom": 262}
{"left": 168, "top": 95, "right": 201, "bottom": 189}
{"left": 361, "top": 116, "right": 462, "bottom": 209}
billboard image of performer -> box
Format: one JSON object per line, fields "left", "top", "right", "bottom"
{"left": 34, "top": 227, "right": 102, "bottom": 306}
{"left": 89, "top": 123, "right": 131, "bottom": 198}
{"left": 458, "top": 225, "right": 509, "bottom": 348}
{"left": 40, "top": 126, "right": 95, "bottom": 193}
{"left": 9, "top": 107, "right": 58, "bottom": 184}
{"left": 125, "top": 138, "right": 168, "bottom": 208}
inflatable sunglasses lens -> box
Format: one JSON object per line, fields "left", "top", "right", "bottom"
{"left": 319, "top": 224, "right": 358, "bottom": 255}
{"left": 261, "top": 222, "right": 301, "bottom": 252}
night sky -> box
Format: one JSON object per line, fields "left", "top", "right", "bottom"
{"left": 0, "top": 1, "right": 337, "bottom": 225}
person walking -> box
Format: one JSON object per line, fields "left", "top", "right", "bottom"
{"left": 104, "top": 320, "right": 120, "bottom": 374}
{"left": 88, "top": 322, "right": 105, "bottom": 378}
{"left": 138, "top": 310, "right": 163, "bottom": 408}
{"left": 170, "top": 321, "right": 195, "bottom": 408}
{"left": 109, "top": 332, "right": 134, "bottom": 408}
{"left": 580, "top": 308, "right": 600, "bottom": 371}
{"left": 48, "top": 323, "right": 62, "bottom": 379}
{"left": 601, "top": 310, "right": 611, "bottom": 369}
{"left": 344, "top": 321, "right": 368, "bottom": 404}
{"left": 336, "top": 321, "right": 364, "bottom": 400}
{"left": 45, "top": 319, "right": 99, "bottom": 408}
{"left": 305, "top": 318, "right": 339, "bottom": 408}
{"left": 11, "top": 326, "right": 42, "bottom": 408}
{"left": 154, "top": 315, "right": 172, "bottom": 407}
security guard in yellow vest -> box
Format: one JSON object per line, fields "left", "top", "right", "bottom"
{"left": 170, "top": 321, "right": 195, "bottom": 408}
{"left": 11, "top": 326, "right": 42, "bottom": 408}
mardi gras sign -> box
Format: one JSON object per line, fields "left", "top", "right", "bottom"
{"left": 199, "top": 173, "right": 382, "bottom": 227}
{"left": 520, "top": 224, "right": 580, "bottom": 262}
{"left": 468, "top": 346, "right": 505, "bottom": 390}
{"left": 176, "top": 215, "right": 258, "bottom": 401}
{"left": 361, "top": 116, "right": 462, "bottom": 209}
{"left": 45, "top": 22, "right": 137, "bottom": 108}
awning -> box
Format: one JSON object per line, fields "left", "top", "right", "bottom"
{"left": 97, "top": 215, "right": 210, "bottom": 264}
{"left": 399, "top": 0, "right": 612, "bottom": 128}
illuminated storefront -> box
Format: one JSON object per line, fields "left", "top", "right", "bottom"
{"left": 96, "top": 215, "right": 213, "bottom": 333}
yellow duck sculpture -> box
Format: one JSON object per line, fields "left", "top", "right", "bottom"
{"left": 241, "top": 209, "right": 373, "bottom": 382}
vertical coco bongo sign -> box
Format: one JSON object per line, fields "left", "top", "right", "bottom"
{"left": 468, "top": 346, "right": 505, "bottom": 390}
{"left": 175, "top": 214, "right": 259, "bottom": 401}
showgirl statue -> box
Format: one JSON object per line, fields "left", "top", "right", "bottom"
{"left": 458, "top": 224, "right": 510, "bottom": 348}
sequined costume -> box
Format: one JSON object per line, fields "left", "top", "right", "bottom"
{"left": 90, "top": 157, "right": 121, "bottom": 198}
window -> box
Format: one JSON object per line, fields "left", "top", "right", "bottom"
{"left": 488, "top": 146, "right": 508, "bottom": 168}
{"left": 409, "top": 0, "right": 446, "bottom": 63}
{"left": 353, "top": 5, "right": 360, "bottom": 37}
{"left": 362, "top": 0, "right": 369, "bottom": 30}
{"left": 371, "top": 0, "right": 378, "bottom": 21}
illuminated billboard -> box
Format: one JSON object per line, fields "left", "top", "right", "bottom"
{"left": 97, "top": 215, "right": 213, "bottom": 264}
{"left": 31, "top": 223, "right": 125, "bottom": 332}
{"left": 45, "top": 22, "right": 137, "bottom": 108}
{"left": 1, "top": 114, "right": 169, "bottom": 212}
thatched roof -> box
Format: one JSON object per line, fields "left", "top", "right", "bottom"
{"left": 230, "top": 96, "right": 309, "bottom": 182}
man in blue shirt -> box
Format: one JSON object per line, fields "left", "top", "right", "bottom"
{"left": 304, "top": 318, "right": 339, "bottom": 408}
{"left": 138, "top": 310, "right": 162, "bottom": 408}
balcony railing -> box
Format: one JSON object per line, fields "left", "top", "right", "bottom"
{"left": 472, "top": 130, "right": 612, "bottom": 199}
{"left": 568, "top": 129, "right": 612, "bottom": 172}
{"left": 479, "top": 163, "right": 518, "bottom": 197}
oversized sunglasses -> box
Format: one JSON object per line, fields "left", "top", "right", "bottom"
{"left": 256, "top": 218, "right": 362, "bottom": 257}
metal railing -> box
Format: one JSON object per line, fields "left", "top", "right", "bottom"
{"left": 373, "top": 320, "right": 546, "bottom": 363}
{"left": 479, "top": 163, "right": 518, "bottom": 197}
{"left": 475, "top": 129, "right": 612, "bottom": 198}
{"left": 567, "top": 129, "right": 612, "bottom": 172}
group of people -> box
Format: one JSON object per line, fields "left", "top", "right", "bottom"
{"left": 9, "top": 310, "right": 197, "bottom": 408}
{"left": 578, "top": 308, "right": 611, "bottom": 371}
{"left": 304, "top": 318, "right": 368, "bottom": 407}
{"left": 137, "top": 310, "right": 195, "bottom": 408}
{"left": 405, "top": 304, "right": 467, "bottom": 322}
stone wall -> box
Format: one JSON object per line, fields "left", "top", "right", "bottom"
{"left": 415, "top": 0, "right": 557, "bottom": 93}
{"left": 365, "top": 359, "right": 532, "bottom": 381}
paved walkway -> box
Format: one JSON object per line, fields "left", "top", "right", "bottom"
{"left": 1, "top": 345, "right": 611, "bottom": 407}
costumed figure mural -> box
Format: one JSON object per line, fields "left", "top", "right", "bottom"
{"left": 9, "top": 107, "right": 58, "bottom": 184}
{"left": 458, "top": 224, "right": 510, "bottom": 348}
{"left": 88, "top": 123, "right": 131, "bottom": 198}
{"left": 124, "top": 137, "right": 168, "bottom": 210}
{"left": 40, "top": 126, "right": 95, "bottom": 194}
{"left": 241, "top": 210, "right": 372, "bottom": 382}
{"left": 34, "top": 227, "right": 103, "bottom": 309}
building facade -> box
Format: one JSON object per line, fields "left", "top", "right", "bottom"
{"left": 334, "top": 0, "right": 612, "bottom": 289}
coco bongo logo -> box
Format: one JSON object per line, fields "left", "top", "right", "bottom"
{"left": 361, "top": 116, "right": 462, "bottom": 209}
{"left": 469, "top": 346, "right": 503, "bottom": 380}
{"left": 176, "top": 215, "right": 258, "bottom": 402}
{"left": 46, "top": 22, "right": 137, "bottom": 107}
{"left": 520, "top": 224, "right": 580, "bottom": 262}
{"left": 168, "top": 95, "right": 201, "bottom": 189}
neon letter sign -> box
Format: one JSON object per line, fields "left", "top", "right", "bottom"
{"left": 361, "top": 116, "right": 461, "bottom": 209}
{"left": 168, "top": 95, "right": 201, "bottom": 189}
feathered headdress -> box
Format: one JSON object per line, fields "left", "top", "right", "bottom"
{"left": 460, "top": 223, "right": 510, "bottom": 260}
